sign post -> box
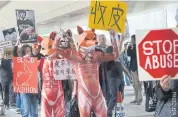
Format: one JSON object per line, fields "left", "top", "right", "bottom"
{"left": 136, "top": 28, "right": 178, "bottom": 81}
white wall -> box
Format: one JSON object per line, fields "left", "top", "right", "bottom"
{"left": 0, "top": 1, "right": 90, "bottom": 29}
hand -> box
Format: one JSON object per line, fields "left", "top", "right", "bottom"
{"left": 15, "top": 36, "right": 21, "bottom": 46}
{"left": 72, "top": 91, "right": 77, "bottom": 99}
{"left": 23, "top": 54, "right": 31, "bottom": 60}
{"left": 128, "top": 74, "right": 132, "bottom": 80}
{"left": 160, "top": 75, "right": 171, "bottom": 92}
{"left": 109, "top": 29, "right": 116, "bottom": 38}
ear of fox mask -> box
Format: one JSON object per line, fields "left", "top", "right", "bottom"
{"left": 66, "top": 29, "right": 72, "bottom": 37}
{"left": 77, "top": 26, "right": 84, "bottom": 34}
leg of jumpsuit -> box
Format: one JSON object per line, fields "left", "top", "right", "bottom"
{"left": 92, "top": 94, "right": 107, "bottom": 117}
{"left": 41, "top": 91, "right": 65, "bottom": 117}
{"left": 77, "top": 88, "right": 91, "bottom": 117}
{"left": 41, "top": 96, "right": 52, "bottom": 117}
{"left": 53, "top": 94, "right": 65, "bottom": 117}
{"left": 2, "top": 83, "right": 9, "bottom": 107}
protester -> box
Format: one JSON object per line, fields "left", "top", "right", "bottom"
{"left": 128, "top": 35, "right": 142, "bottom": 105}
{"left": 12, "top": 39, "right": 21, "bottom": 114}
{"left": 13, "top": 38, "right": 38, "bottom": 117}
{"left": 155, "top": 13, "right": 178, "bottom": 117}
{"left": 106, "top": 60, "right": 124, "bottom": 117}
{"left": 97, "top": 34, "right": 109, "bottom": 100}
{"left": 120, "top": 43, "right": 131, "bottom": 86}
{"left": 31, "top": 36, "right": 44, "bottom": 106}
{"left": 155, "top": 76, "right": 178, "bottom": 117}
{"left": 0, "top": 55, "right": 13, "bottom": 109}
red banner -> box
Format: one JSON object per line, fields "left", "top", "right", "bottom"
{"left": 13, "top": 57, "right": 38, "bottom": 93}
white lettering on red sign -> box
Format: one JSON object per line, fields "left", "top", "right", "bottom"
{"left": 143, "top": 40, "right": 178, "bottom": 69}
{"left": 14, "top": 86, "right": 37, "bottom": 93}
{"left": 17, "top": 57, "right": 35, "bottom": 63}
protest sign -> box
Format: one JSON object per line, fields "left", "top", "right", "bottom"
{"left": 88, "top": 0, "right": 128, "bottom": 33}
{"left": 3, "top": 47, "right": 13, "bottom": 59}
{"left": 2, "top": 27, "right": 17, "bottom": 41}
{"left": 2, "top": 27, "right": 17, "bottom": 46}
{"left": 16, "top": 9, "right": 37, "bottom": 43}
{"left": 53, "top": 59, "right": 77, "bottom": 80}
{"left": 0, "top": 41, "right": 12, "bottom": 54}
{"left": 13, "top": 57, "right": 38, "bottom": 93}
{"left": 136, "top": 28, "right": 178, "bottom": 81}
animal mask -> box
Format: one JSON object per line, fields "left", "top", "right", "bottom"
{"left": 40, "top": 38, "right": 54, "bottom": 56}
{"left": 55, "top": 29, "right": 73, "bottom": 49}
{"left": 77, "top": 26, "right": 96, "bottom": 47}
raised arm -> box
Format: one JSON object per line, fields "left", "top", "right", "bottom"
{"left": 13, "top": 37, "right": 21, "bottom": 57}
{"left": 100, "top": 29, "right": 121, "bottom": 61}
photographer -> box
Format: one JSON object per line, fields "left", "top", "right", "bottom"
{"left": 127, "top": 35, "right": 143, "bottom": 105}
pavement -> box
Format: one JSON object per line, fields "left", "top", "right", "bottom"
{"left": 4, "top": 85, "right": 154, "bottom": 117}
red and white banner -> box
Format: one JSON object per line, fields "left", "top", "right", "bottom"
{"left": 136, "top": 28, "right": 178, "bottom": 81}
{"left": 13, "top": 57, "right": 38, "bottom": 93}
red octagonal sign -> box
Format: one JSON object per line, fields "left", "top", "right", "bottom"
{"left": 138, "top": 29, "right": 178, "bottom": 79}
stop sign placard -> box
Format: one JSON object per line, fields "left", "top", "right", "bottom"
{"left": 136, "top": 28, "right": 178, "bottom": 81}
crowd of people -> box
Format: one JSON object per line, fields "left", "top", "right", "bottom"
{"left": 0, "top": 18, "right": 177, "bottom": 117}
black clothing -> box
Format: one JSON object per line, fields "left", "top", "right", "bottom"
{"left": 155, "top": 80, "right": 178, "bottom": 117}
{"left": 127, "top": 44, "right": 137, "bottom": 72}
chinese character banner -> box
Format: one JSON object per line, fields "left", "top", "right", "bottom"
{"left": 88, "top": 0, "right": 128, "bottom": 33}
{"left": 53, "top": 59, "right": 77, "bottom": 80}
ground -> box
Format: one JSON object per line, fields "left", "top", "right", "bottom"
{"left": 5, "top": 86, "right": 154, "bottom": 117}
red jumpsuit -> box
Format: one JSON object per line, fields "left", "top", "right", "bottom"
{"left": 41, "top": 55, "right": 65, "bottom": 117}
{"left": 54, "top": 38, "right": 118, "bottom": 117}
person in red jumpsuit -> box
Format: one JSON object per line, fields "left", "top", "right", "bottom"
{"left": 52, "top": 26, "right": 122, "bottom": 117}
{"left": 40, "top": 36, "right": 65, "bottom": 117}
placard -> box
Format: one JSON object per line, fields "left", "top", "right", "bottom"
{"left": 13, "top": 57, "right": 38, "bottom": 93}
{"left": 136, "top": 28, "right": 178, "bottom": 81}
{"left": 16, "top": 9, "right": 37, "bottom": 43}
{"left": 3, "top": 47, "right": 13, "bottom": 59}
{"left": 2, "top": 27, "right": 17, "bottom": 41}
{"left": 88, "top": 0, "right": 128, "bottom": 33}
{"left": 53, "top": 59, "right": 77, "bottom": 80}
{"left": 0, "top": 41, "right": 12, "bottom": 54}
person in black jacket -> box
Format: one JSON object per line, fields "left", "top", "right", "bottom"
{"left": 106, "top": 59, "right": 126, "bottom": 117}
{"left": 0, "top": 57, "right": 13, "bottom": 109}
{"left": 155, "top": 75, "right": 178, "bottom": 117}
{"left": 155, "top": 13, "right": 178, "bottom": 117}
{"left": 127, "top": 35, "right": 142, "bottom": 105}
